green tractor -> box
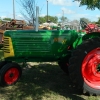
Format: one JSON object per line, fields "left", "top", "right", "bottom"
{"left": 1, "top": 20, "right": 100, "bottom": 95}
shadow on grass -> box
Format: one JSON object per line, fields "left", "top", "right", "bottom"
{"left": 0, "top": 63, "right": 85, "bottom": 100}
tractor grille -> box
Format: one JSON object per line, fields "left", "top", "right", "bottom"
{"left": 13, "top": 39, "right": 50, "bottom": 52}
{"left": 3, "top": 37, "right": 10, "bottom": 53}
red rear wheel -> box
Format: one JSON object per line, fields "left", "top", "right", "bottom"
{"left": 69, "top": 37, "right": 100, "bottom": 95}
{"left": 82, "top": 48, "right": 100, "bottom": 89}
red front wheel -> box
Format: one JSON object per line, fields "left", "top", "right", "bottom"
{"left": 0, "top": 62, "right": 22, "bottom": 86}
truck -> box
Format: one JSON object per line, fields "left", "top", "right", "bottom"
{"left": 0, "top": 19, "right": 100, "bottom": 95}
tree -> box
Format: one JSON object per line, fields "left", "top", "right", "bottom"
{"left": 39, "top": 17, "right": 45, "bottom": 24}
{"left": 70, "top": 20, "right": 80, "bottom": 30}
{"left": 60, "top": 16, "right": 68, "bottom": 23}
{"left": 74, "top": 0, "right": 100, "bottom": 10}
{"left": 3, "top": 18, "right": 12, "bottom": 21}
{"left": 39, "top": 16, "right": 58, "bottom": 24}
{"left": 0, "top": 17, "right": 2, "bottom": 24}
{"left": 45, "top": 16, "right": 58, "bottom": 23}
{"left": 95, "top": 17, "right": 100, "bottom": 26}
{"left": 0, "top": 18, "right": 12, "bottom": 24}
{"left": 80, "top": 17, "right": 91, "bottom": 23}
{"left": 20, "top": 0, "right": 36, "bottom": 25}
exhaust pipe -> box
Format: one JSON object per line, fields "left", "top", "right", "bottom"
{"left": 35, "top": 6, "right": 39, "bottom": 31}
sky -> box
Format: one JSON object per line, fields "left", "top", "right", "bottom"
{"left": 0, "top": 0, "right": 100, "bottom": 22}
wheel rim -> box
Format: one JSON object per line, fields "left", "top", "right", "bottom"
{"left": 82, "top": 48, "right": 100, "bottom": 89}
{"left": 4, "top": 68, "right": 19, "bottom": 85}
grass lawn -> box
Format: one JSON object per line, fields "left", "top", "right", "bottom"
{"left": 0, "top": 51, "right": 100, "bottom": 100}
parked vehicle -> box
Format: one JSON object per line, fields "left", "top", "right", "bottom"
{"left": 0, "top": 20, "right": 100, "bottom": 95}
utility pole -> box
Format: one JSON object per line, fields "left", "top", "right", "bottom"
{"left": 13, "top": 0, "right": 15, "bottom": 19}
{"left": 62, "top": 10, "right": 64, "bottom": 27}
{"left": 47, "top": 0, "right": 48, "bottom": 22}
{"left": 62, "top": 10, "right": 64, "bottom": 22}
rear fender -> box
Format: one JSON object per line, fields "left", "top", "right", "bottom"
{"left": 82, "top": 32, "right": 100, "bottom": 40}
{"left": 73, "top": 32, "right": 100, "bottom": 49}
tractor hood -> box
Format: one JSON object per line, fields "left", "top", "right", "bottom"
{"left": 4, "top": 30, "right": 78, "bottom": 60}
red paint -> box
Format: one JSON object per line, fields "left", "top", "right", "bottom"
{"left": 82, "top": 48, "right": 100, "bottom": 89}
{"left": 4, "top": 68, "right": 19, "bottom": 85}
{"left": 84, "top": 23, "right": 100, "bottom": 33}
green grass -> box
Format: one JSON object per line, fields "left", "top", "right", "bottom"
{"left": 0, "top": 51, "right": 100, "bottom": 100}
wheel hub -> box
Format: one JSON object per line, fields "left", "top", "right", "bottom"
{"left": 9, "top": 73, "right": 14, "bottom": 78}
{"left": 97, "top": 64, "right": 100, "bottom": 72}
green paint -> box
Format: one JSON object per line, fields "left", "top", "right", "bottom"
{"left": 4, "top": 30, "right": 78, "bottom": 62}
{"left": 5, "top": 30, "right": 100, "bottom": 62}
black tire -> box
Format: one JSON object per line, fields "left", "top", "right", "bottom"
{"left": 58, "top": 61, "right": 69, "bottom": 74}
{"left": 0, "top": 62, "right": 22, "bottom": 86}
{"left": 0, "top": 61, "right": 8, "bottom": 69}
{"left": 69, "top": 37, "right": 100, "bottom": 95}
{"left": 58, "top": 55, "right": 71, "bottom": 75}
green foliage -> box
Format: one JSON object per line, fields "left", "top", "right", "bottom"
{"left": 60, "top": 16, "right": 68, "bottom": 22}
{"left": 39, "top": 17, "right": 45, "bottom": 24}
{"left": 3, "top": 18, "right": 12, "bottom": 21}
{"left": 95, "top": 17, "right": 100, "bottom": 26}
{"left": 39, "top": 16, "right": 58, "bottom": 23}
{"left": 74, "top": 0, "right": 100, "bottom": 10}
{"left": 0, "top": 19, "right": 2, "bottom": 23}
{"left": 0, "top": 17, "right": 12, "bottom": 24}
{"left": 0, "top": 17, "right": 2, "bottom": 24}
{"left": 80, "top": 17, "right": 91, "bottom": 23}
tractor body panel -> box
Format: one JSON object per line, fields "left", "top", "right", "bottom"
{"left": 73, "top": 32, "right": 100, "bottom": 49}
{"left": 3, "top": 30, "right": 78, "bottom": 62}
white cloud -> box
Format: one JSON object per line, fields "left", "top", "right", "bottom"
{"left": 96, "top": 15, "right": 100, "bottom": 18}
{"left": 75, "top": 14, "right": 89, "bottom": 18}
{"left": 48, "top": 0, "right": 80, "bottom": 6}
{"left": 61, "top": 7, "right": 75, "bottom": 14}
{"left": 56, "top": 7, "right": 75, "bottom": 18}
{"left": 15, "top": 14, "right": 24, "bottom": 19}
{"left": 0, "top": 14, "right": 24, "bottom": 20}
{"left": 69, "top": 13, "right": 99, "bottom": 22}
{"left": 56, "top": 13, "right": 62, "bottom": 17}
{"left": 69, "top": 13, "right": 89, "bottom": 20}
{"left": 1, "top": 16, "right": 7, "bottom": 19}
{"left": 48, "top": 0, "right": 73, "bottom": 6}
{"left": 74, "top": 1, "right": 80, "bottom": 6}
{"left": 39, "top": 14, "right": 46, "bottom": 17}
